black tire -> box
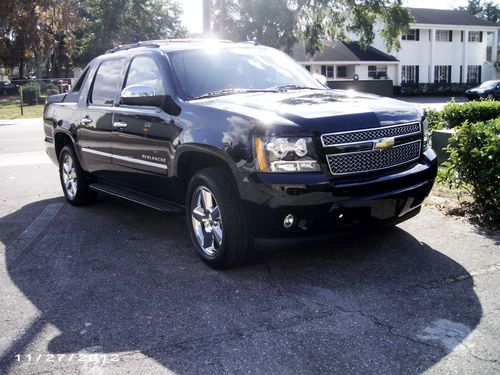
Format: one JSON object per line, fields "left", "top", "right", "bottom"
{"left": 59, "top": 145, "right": 96, "bottom": 206}
{"left": 186, "top": 167, "right": 253, "bottom": 269}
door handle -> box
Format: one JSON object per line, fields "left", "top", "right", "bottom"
{"left": 113, "top": 121, "right": 127, "bottom": 129}
{"left": 81, "top": 117, "right": 92, "bottom": 124}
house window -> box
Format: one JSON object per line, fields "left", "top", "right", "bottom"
{"left": 401, "top": 65, "right": 419, "bottom": 84}
{"left": 434, "top": 65, "right": 451, "bottom": 83}
{"left": 304, "top": 65, "right": 311, "bottom": 72}
{"left": 468, "top": 31, "right": 482, "bottom": 42}
{"left": 336, "top": 66, "right": 347, "bottom": 79}
{"left": 402, "top": 29, "right": 419, "bottom": 41}
{"left": 467, "top": 65, "right": 481, "bottom": 84}
{"left": 321, "top": 65, "right": 334, "bottom": 78}
{"left": 368, "top": 65, "right": 388, "bottom": 79}
{"left": 436, "top": 30, "right": 452, "bottom": 41}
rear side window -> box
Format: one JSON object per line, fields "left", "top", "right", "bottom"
{"left": 90, "top": 59, "right": 124, "bottom": 106}
{"left": 72, "top": 68, "right": 89, "bottom": 93}
{"left": 125, "top": 56, "right": 165, "bottom": 95}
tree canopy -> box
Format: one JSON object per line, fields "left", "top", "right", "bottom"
{"left": 457, "top": 0, "right": 500, "bottom": 23}
{"left": 211, "top": 0, "right": 413, "bottom": 56}
{"left": 0, "top": 0, "right": 186, "bottom": 78}
{"left": 74, "top": 0, "right": 186, "bottom": 66}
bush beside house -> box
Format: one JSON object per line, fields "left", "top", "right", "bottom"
{"left": 439, "top": 100, "right": 500, "bottom": 129}
{"left": 442, "top": 118, "right": 500, "bottom": 223}
{"left": 428, "top": 100, "right": 500, "bottom": 224}
{"left": 427, "top": 100, "right": 500, "bottom": 130}
{"left": 20, "top": 82, "right": 41, "bottom": 104}
{"left": 395, "top": 83, "right": 474, "bottom": 97}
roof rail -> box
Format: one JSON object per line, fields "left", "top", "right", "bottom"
{"left": 105, "top": 41, "right": 160, "bottom": 54}
{"left": 105, "top": 39, "right": 234, "bottom": 54}
{"left": 148, "top": 38, "right": 233, "bottom": 44}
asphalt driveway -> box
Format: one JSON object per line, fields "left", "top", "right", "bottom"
{"left": 0, "top": 121, "right": 499, "bottom": 374}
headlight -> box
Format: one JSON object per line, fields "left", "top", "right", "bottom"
{"left": 255, "top": 136, "right": 321, "bottom": 172}
{"left": 422, "top": 118, "right": 430, "bottom": 151}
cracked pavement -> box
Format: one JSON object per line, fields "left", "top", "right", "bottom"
{"left": 0, "top": 121, "right": 499, "bottom": 374}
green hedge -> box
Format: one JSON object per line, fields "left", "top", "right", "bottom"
{"left": 395, "top": 83, "right": 473, "bottom": 96}
{"left": 442, "top": 118, "right": 500, "bottom": 222}
{"left": 20, "top": 82, "right": 41, "bottom": 104}
{"left": 424, "top": 108, "right": 442, "bottom": 131}
{"left": 428, "top": 99, "right": 500, "bottom": 130}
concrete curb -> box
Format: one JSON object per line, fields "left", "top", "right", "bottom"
{"left": 0, "top": 118, "right": 42, "bottom": 126}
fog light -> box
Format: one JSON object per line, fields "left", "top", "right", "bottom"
{"left": 283, "top": 214, "right": 296, "bottom": 229}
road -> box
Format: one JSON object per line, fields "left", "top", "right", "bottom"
{"left": 0, "top": 120, "right": 499, "bottom": 375}
{"left": 394, "top": 96, "right": 468, "bottom": 111}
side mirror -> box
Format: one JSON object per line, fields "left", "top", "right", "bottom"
{"left": 120, "top": 85, "right": 181, "bottom": 116}
{"left": 312, "top": 73, "right": 327, "bottom": 86}
{"left": 121, "top": 84, "right": 162, "bottom": 106}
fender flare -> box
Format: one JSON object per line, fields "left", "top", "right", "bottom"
{"left": 52, "top": 123, "right": 79, "bottom": 162}
{"left": 172, "top": 144, "right": 241, "bottom": 179}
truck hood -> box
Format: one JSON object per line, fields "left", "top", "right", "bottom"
{"left": 194, "top": 89, "right": 422, "bottom": 134}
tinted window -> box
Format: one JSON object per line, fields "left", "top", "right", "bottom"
{"left": 125, "top": 56, "right": 165, "bottom": 95}
{"left": 479, "top": 81, "right": 497, "bottom": 89}
{"left": 72, "top": 67, "right": 89, "bottom": 92}
{"left": 91, "top": 59, "right": 124, "bottom": 105}
{"left": 169, "top": 46, "right": 323, "bottom": 100}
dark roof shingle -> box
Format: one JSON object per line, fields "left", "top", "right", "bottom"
{"left": 409, "top": 8, "right": 499, "bottom": 27}
{"left": 291, "top": 41, "right": 398, "bottom": 62}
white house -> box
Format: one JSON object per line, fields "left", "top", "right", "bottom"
{"left": 293, "top": 8, "right": 500, "bottom": 86}
{"left": 291, "top": 40, "right": 399, "bottom": 81}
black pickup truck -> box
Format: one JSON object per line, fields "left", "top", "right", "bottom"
{"left": 43, "top": 39, "right": 437, "bottom": 269}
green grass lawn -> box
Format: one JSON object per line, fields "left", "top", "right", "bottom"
{"left": 0, "top": 101, "right": 44, "bottom": 120}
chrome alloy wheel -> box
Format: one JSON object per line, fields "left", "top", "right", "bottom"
{"left": 191, "top": 186, "right": 223, "bottom": 256}
{"left": 62, "top": 153, "right": 78, "bottom": 199}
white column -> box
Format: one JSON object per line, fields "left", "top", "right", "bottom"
{"left": 395, "top": 63, "right": 400, "bottom": 86}
{"left": 429, "top": 29, "right": 436, "bottom": 83}
{"left": 492, "top": 31, "right": 498, "bottom": 64}
{"left": 463, "top": 30, "right": 469, "bottom": 83}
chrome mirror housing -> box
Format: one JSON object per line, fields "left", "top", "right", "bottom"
{"left": 121, "top": 84, "right": 156, "bottom": 98}
{"left": 119, "top": 85, "right": 181, "bottom": 116}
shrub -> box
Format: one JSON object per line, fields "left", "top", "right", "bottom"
{"left": 395, "top": 83, "right": 474, "bottom": 96}
{"left": 442, "top": 118, "right": 500, "bottom": 222}
{"left": 20, "top": 82, "right": 41, "bottom": 104}
{"left": 424, "top": 108, "right": 442, "bottom": 130}
{"left": 439, "top": 99, "right": 500, "bottom": 129}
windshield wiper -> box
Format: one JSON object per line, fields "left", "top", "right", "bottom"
{"left": 191, "top": 88, "right": 279, "bottom": 100}
{"left": 270, "top": 84, "right": 324, "bottom": 91}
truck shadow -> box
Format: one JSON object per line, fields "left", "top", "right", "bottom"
{"left": 1, "top": 197, "right": 482, "bottom": 374}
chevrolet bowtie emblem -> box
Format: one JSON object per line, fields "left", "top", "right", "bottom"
{"left": 375, "top": 137, "right": 395, "bottom": 151}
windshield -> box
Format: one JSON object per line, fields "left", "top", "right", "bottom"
{"left": 479, "top": 81, "right": 498, "bottom": 89}
{"left": 168, "top": 46, "right": 324, "bottom": 100}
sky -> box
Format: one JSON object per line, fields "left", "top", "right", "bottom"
{"left": 181, "top": 0, "right": 499, "bottom": 34}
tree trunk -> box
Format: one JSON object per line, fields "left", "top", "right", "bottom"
{"left": 35, "top": 51, "right": 43, "bottom": 80}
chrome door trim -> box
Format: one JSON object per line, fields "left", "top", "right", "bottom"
{"left": 81, "top": 147, "right": 168, "bottom": 170}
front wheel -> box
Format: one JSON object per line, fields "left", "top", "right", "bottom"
{"left": 59, "top": 145, "right": 96, "bottom": 206}
{"left": 186, "top": 167, "right": 253, "bottom": 269}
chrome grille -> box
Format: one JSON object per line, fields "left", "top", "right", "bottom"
{"left": 326, "top": 141, "right": 421, "bottom": 175}
{"left": 321, "top": 122, "right": 421, "bottom": 146}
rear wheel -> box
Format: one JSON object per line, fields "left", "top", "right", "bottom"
{"left": 186, "top": 167, "right": 253, "bottom": 269}
{"left": 59, "top": 145, "right": 96, "bottom": 206}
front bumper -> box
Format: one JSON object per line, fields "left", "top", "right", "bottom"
{"left": 240, "top": 148, "right": 438, "bottom": 241}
